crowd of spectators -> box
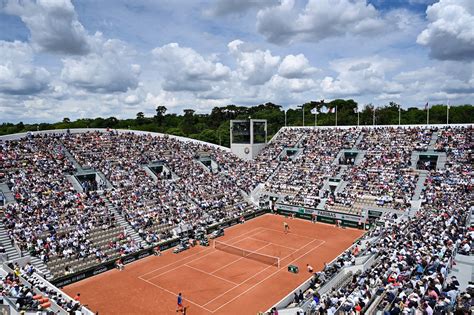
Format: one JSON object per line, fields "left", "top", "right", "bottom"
{"left": 62, "top": 131, "right": 257, "bottom": 245}
{"left": 0, "top": 124, "right": 471, "bottom": 308}
{"left": 0, "top": 135, "right": 118, "bottom": 268}
{"left": 288, "top": 126, "right": 473, "bottom": 314}
{"left": 264, "top": 128, "right": 360, "bottom": 208}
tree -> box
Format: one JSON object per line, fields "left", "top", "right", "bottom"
{"left": 181, "top": 109, "right": 196, "bottom": 135}
{"left": 63, "top": 117, "right": 71, "bottom": 124}
{"left": 183, "top": 109, "right": 195, "bottom": 116}
{"left": 154, "top": 106, "right": 167, "bottom": 127}
{"left": 136, "top": 112, "right": 145, "bottom": 125}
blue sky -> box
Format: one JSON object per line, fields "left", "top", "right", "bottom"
{"left": 0, "top": 0, "right": 472, "bottom": 123}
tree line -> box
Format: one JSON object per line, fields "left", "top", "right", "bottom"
{"left": 1, "top": 100, "right": 472, "bottom": 147}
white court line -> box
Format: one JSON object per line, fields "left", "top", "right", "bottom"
{"left": 210, "top": 239, "right": 326, "bottom": 313}
{"left": 142, "top": 228, "right": 266, "bottom": 281}
{"left": 261, "top": 227, "right": 323, "bottom": 241}
{"left": 184, "top": 264, "right": 239, "bottom": 286}
{"left": 140, "top": 277, "right": 214, "bottom": 313}
{"left": 203, "top": 236, "right": 319, "bottom": 309}
{"left": 139, "top": 226, "right": 263, "bottom": 279}
{"left": 247, "top": 237, "right": 299, "bottom": 251}
{"left": 210, "top": 242, "right": 272, "bottom": 275}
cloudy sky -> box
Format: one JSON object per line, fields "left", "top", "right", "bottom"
{"left": 0, "top": 0, "right": 473, "bottom": 123}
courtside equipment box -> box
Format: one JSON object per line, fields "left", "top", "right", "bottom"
{"left": 288, "top": 265, "right": 299, "bottom": 273}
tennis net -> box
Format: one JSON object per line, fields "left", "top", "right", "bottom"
{"left": 214, "top": 240, "right": 280, "bottom": 268}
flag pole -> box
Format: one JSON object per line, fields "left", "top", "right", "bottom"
{"left": 426, "top": 102, "right": 429, "bottom": 125}
{"left": 284, "top": 109, "right": 287, "bottom": 127}
{"left": 314, "top": 112, "right": 317, "bottom": 127}
{"left": 302, "top": 105, "right": 305, "bottom": 127}
{"left": 373, "top": 106, "right": 375, "bottom": 126}
{"left": 446, "top": 100, "right": 449, "bottom": 125}
{"left": 357, "top": 111, "right": 360, "bottom": 127}
{"left": 398, "top": 105, "right": 401, "bottom": 126}
{"left": 335, "top": 105, "right": 338, "bottom": 127}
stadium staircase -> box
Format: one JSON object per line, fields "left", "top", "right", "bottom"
{"left": 59, "top": 142, "right": 84, "bottom": 172}
{"left": 428, "top": 131, "right": 439, "bottom": 150}
{"left": 194, "top": 159, "right": 212, "bottom": 174}
{"left": 412, "top": 171, "right": 428, "bottom": 201}
{"left": 0, "top": 182, "right": 15, "bottom": 204}
{"left": 449, "top": 254, "right": 474, "bottom": 291}
{"left": 28, "top": 256, "right": 51, "bottom": 279}
{"left": 104, "top": 199, "right": 145, "bottom": 245}
{"left": 0, "top": 223, "right": 21, "bottom": 262}
{"left": 354, "top": 133, "right": 364, "bottom": 148}
{"left": 0, "top": 190, "right": 51, "bottom": 278}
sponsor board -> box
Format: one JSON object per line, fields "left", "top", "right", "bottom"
{"left": 276, "top": 203, "right": 364, "bottom": 222}
{"left": 93, "top": 266, "right": 107, "bottom": 275}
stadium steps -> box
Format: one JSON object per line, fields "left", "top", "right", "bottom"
{"left": 104, "top": 200, "right": 145, "bottom": 245}
{"left": 0, "top": 220, "right": 51, "bottom": 278}
{"left": 333, "top": 150, "right": 344, "bottom": 165}
{"left": 58, "top": 142, "right": 83, "bottom": 171}
{"left": 316, "top": 198, "right": 327, "bottom": 209}
{"left": 0, "top": 223, "right": 21, "bottom": 261}
{"left": 353, "top": 150, "right": 366, "bottom": 165}
{"left": 428, "top": 131, "right": 438, "bottom": 150}
{"left": 194, "top": 160, "right": 212, "bottom": 174}
{"left": 335, "top": 180, "right": 348, "bottom": 193}
{"left": 249, "top": 183, "right": 265, "bottom": 205}
{"left": 354, "top": 133, "right": 364, "bottom": 148}
{"left": 28, "top": 255, "right": 52, "bottom": 280}
{"left": 0, "top": 182, "right": 15, "bottom": 205}
{"left": 449, "top": 254, "right": 474, "bottom": 291}
{"left": 95, "top": 171, "right": 113, "bottom": 189}
{"left": 294, "top": 133, "right": 307, "bottom": 148}
{"left": 412, "top": 171, "right": 428, "bottom": 201}
{"left": 436, "top": 152, "right": 447, "bottom": 170}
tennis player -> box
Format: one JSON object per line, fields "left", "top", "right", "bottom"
{"left": 176, "top": 292, "right": 184, "bottom": 313}
{"left": 283, "top": 221, "right": 290, "bottom": 234}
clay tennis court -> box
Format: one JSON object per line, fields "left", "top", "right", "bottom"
{"left": 64, "top": 214, "right": 364, "bottom": 314}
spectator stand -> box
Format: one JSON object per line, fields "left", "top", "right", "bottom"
{"left": 1, "top": 257, "right": 91, "bottom": 314}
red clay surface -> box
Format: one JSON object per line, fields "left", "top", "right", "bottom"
{"left": 64, "top": 214, "right": 364, "bottom": 314}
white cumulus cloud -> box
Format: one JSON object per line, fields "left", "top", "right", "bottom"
{"left": 152, "top": 43, "right": 231, "bottom": 92}
{"left": 278, "top": 54, "right": 319, "bottom": 78}
{"left": 417, "top": 0, "right": 474, "bottom": 61}
{"left": 0, "top": 41, "right": 50, "bottom": 95}
{"left": 228, "top": 39, "right": 281, "bottom": 85}
{"left": 3, "top": 0, "right": 90, "bottom": 55}
{"left": 61, "top": 34, "right": 140, "bottom": 93}
{"left": 320, "top": 56, "right": 403, "bottom": 97}
{"left": 256, "top": 0, "right": 386, "bottom": 44}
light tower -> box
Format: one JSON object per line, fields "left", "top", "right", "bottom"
{"left": 230, "top": 119, "right": 267, "bottom": 160}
